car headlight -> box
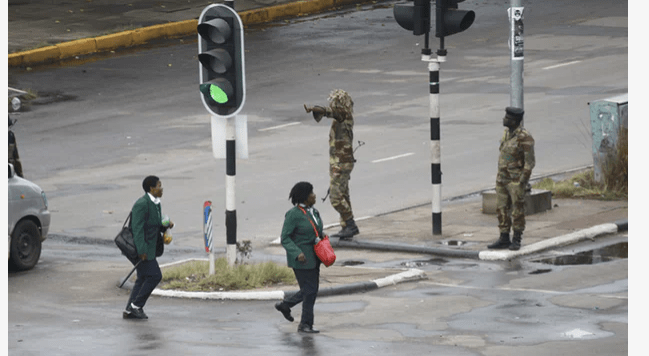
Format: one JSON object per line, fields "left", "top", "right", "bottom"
{"left": 41, "top": 191, "right": 48, "bottom": 209}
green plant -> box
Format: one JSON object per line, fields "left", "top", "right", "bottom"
{"left": 159, "top": 258, "right": 296, "bottom": 292}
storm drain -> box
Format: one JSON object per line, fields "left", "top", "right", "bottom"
{"left": 532, "top": 242, "right": 627, "bottom": 266}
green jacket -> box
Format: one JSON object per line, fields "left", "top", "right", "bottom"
{"left": 131, "top": 194, "right": 162, "bottom": 261}
{"left": 280, "top": 206, "right": 323, "bottom": 269}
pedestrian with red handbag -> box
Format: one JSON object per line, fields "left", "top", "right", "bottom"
{"left": 275, "top": 181, "right": 323, "bottom": 334}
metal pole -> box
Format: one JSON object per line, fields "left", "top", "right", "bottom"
{"left": 509, "top": 0, "right": 524, "bottom": 120}
{"left": 225, "top": 116, "right": 237, "bottom": 266}
{"left": 429, "top": 59, "right": 442, "bottom": 235}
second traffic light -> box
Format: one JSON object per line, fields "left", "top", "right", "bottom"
{"left": 436, "top": 0, "right": 475, "bottom": 38}
{"left": 393, "top": 0, "right": 431, "bottom": 36}
{"left": 198, "top": 4, "right": 246, "bottom": 118}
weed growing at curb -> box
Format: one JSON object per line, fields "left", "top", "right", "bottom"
{"left": 533, "top": 128, "right": 627, "bottom": 200}
{"left": 159, "top": 258, "right": 296, "bottom": 292}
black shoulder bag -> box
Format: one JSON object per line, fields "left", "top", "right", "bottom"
{"left": 114, "top": 212, "right": 138, "bottom": 263}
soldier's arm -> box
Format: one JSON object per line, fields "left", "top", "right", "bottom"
{"left": 520, "top": 133, "right": 535, "bottom": 183}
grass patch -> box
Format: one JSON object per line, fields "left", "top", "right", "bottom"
{"left": 159, "top": 258, "right": 296, "bottom": 292}
{"left": 532, "top": 128, "right": 627, "bottom": 200}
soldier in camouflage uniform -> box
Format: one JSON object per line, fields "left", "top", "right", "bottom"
{"left": 8, "top": 116, "right": 23, "bottom": 178}
{"left": 487, "top": 107, "right": 535, "bottom": 251}
{"left": 304, "top": 89, "right": 359, "bottom": 240}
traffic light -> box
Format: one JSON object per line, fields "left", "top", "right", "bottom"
{"left": 435, "top": 0, "right": 475, "bottom": 38}
{"left": 393, "top": 0, "right": 431, "bottom": 36}
{"left": 198, "top": 4, "right": 246, "bottom": 118}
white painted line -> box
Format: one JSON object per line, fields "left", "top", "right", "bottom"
{"left": 258, "top": 122, "right": 301, "bottom": 132}
{"left": 371, "top": 152, "right": 414, "bottom": 163}
{"left": 542, "top": 60, "right": 582, "bottom": 70}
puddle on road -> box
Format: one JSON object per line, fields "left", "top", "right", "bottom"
{"left": 532, "top": 242, "right": 627, "bottom": 266}
{"left": 400, "top": 258, "right": 449, "bottom": 268}
{"left": 437, "top": 240, "right": 468, "bottom": 246}
{"left": 340, "top": 260, "right": 365, "bottom": 266}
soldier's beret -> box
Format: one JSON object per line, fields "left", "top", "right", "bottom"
{"left": 505, "top": 107, "right": 524, "bottom": 119}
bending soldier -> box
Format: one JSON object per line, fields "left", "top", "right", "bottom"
{"left": 488, "top": 107, "right": 535, "bottom": 251}
{"left": 304, "top": 89, "right": 359, "bottom": 240}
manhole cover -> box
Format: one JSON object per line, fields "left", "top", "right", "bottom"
{"left": 532, "top": 242, "right": 627, "bottom": 266}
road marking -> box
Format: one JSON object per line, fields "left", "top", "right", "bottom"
{"left": 372, "top": 153, "right": 414, "bottom": 163}
{"left": 258, "top": 122, "right": 300, "bottom": 132}
{"left": 542, "top": 60, "right": 582, "bottom": 70}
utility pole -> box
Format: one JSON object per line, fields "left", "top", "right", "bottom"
{"left": 509, "top": 0, "right": 524, "bottom": 120}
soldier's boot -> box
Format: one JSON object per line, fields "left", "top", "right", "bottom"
{"left": 487, "top": 232, "right": 511, "bottom": 249}
{"left": 332, "top": 219, "right": 359, "bottom": 240}
{"left": 509, "top": 231, "right": 523, "bottom": 251}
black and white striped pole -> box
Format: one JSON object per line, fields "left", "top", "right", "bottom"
{"left": 225, "top": 117, "right": 237, "bottom": 266}
{"left": 428, "top": 51, "right": 444, "bottom": 236}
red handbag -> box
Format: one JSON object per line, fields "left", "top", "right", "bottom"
{"left": 298, "top": 206, "right": 336, "bottom": 267}
{"left": 314, "top": 235, "right": 336, "bottom": 267}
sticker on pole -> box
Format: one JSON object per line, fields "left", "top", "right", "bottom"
{"left": 508, "top": 7, "right": 524, "bottom": 60}
{"left": 203, "top": 201, "right": 213, "bottom": 253}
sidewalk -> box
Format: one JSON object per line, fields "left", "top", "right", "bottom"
{"left": 119, "top": 191, "right": 628, "bottom": 300}
{"left": 8, "top": 0, "right": 368, "bottom": 67}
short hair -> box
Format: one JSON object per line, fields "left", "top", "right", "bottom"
{"left": 289, "top": 181, "right": 313, "bottom": 206}
{"left": 142, "top": 175, "right": 159, "bottom": 193}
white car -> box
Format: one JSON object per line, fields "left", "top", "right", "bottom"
{"left": 8, "top": 163, "right": 50, "bottom": 270}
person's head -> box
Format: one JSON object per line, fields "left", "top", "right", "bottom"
{"left": 142, "top": 175, "right": 163, "bottom": 198}
{"left": 289, "top": 181, "right": 316, "bottom": 206}
{"left": 503, "top": 107, "right": 524, "bottom": 129}
{"left": 328, "top": 89, "right": 353, "bottom": 115}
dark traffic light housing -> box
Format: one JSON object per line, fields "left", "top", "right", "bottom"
{"left": 198, "top": 4, "right": 246, "bottom": 118}
{"left": 393, "top": 0, "right": 474, "bottom": 38}
{"left": 393, "top": 0, "right": 431, "bottom": 36}
{"left": 436, "top": 0, "right": 475, "bottom": 38}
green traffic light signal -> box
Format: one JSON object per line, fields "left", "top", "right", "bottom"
{"left": 200, "top": 80, "right": 234, "bottom": 104}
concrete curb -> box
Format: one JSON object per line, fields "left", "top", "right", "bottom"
{"left": 8, "top": 0, "right": 369, "bottom": 67}
{"left": 311, "top": 219, "right": 628, "bottom": 262}
{"left": 478, "top": 219, "right": 628, "bottom": 261}
{"left": 117, "top": 259, "right": 426, "bottom": 301}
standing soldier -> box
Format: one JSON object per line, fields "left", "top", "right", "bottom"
{"left": 304, "top": 89, "right": 359, "bottom": 240}
{"left": 488, "top": 107, "right": 535, "bottom": 251}
{"left": 8, "top": 116, "right": 23, "bottom": 178}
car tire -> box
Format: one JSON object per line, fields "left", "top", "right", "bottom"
{"left": 9, "top": 220, "right": 42, "bottom": 271}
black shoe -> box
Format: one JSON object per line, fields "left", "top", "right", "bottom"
{"left": 509, "top": 231, "right": 522, "bottom": 251}
{"left": 275, "top": 302, "right": 294, "bottom": 322}
{"left": 298, "top": 324, "right": 320, "bottom": 334}
{"left": 487, "top": 232, "right": 511, "bottom": 249}
{"left": 332, "top": 219, "right": 359, "bottom": 240}
{"left": 125, "top": 304, "right": 148, "bottom": 320}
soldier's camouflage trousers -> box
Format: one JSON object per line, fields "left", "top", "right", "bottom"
{"left": 330, "top": 163, "right": 354, "bottom": 226}
{"left": 496, "top": 181, "right": 526, "bottom": 233}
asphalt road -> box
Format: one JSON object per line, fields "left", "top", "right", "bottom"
{"left": 8, "top": 232, "right": 628, "bottom": 355}
{"left": 7, "top": 0, "right": 628, "bottom": 252}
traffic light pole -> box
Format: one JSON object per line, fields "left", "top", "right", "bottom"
{"left": 225, "top": 115, "right": 237, "bottom": 266}
{"left": 423, "top": 44, "right": 446, "bottom": 236}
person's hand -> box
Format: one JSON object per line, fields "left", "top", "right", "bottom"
{"left": 297, "top": 253, "right": 306, "bottom": 263}
{"left": 304, "top": 104, "right": 325, "bottom": 123}
{"left": 168, "top": 221, "right": 174, "bottom": 229}
{"left": 139, "top": 254, "right": 147, "bottom": 261}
